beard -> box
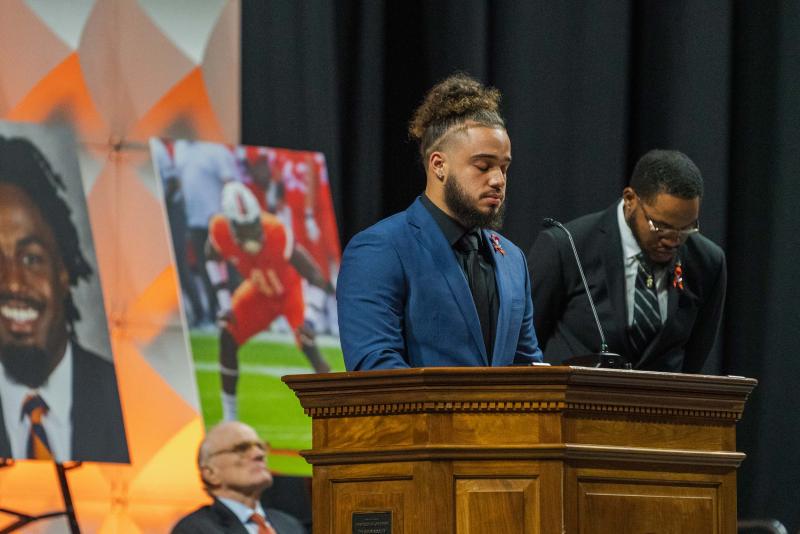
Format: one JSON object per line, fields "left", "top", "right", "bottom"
{"left": 0, "top": 344, "right": 52, "bottom": 388}
{"left": 624, "top": 211, "right": 674, "bottom": 267}
{"left": 443, "top": 173, "right": 505, "bottom": 230}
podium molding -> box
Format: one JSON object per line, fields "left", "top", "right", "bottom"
{"left": 285, "top": 366, "right": 756, "bottom": 534}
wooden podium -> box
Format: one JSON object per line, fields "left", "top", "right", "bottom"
{"left": 283, "top": 367, "right": 756, "bottom": 534}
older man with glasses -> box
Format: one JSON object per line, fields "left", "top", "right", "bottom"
{"left": 527, "top": 149, "right": 726, "bottom": 373}
{"left": 171, "top": 421, "right": 306, "bottom": 534}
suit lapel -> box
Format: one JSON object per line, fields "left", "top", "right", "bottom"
{"left": 483, "top": 229, "right": 510, "bottom": 364}
{"left": 212, "top": 499, "right": 250, "bottom": 533}
{"left": 600, "top": 206, "right": 633, "bottom": 357}
{"left": 70, "top": 344, "right": 104, "bottom": 459}
{"left": 71, "top": 344, "right": 91, "bottom": 458}
{"left": 407, "top": 199, "right": 488, "bottom": 363}
{"left": 0, "top": 395, "right": 10, "bottom": 457}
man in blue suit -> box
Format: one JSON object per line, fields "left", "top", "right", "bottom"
{"left": 337, "top": 74, "right": 543, "bottom": 370}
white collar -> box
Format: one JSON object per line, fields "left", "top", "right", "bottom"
{"left": 616, "top": 199, "right": 642, "bottom": 263}
{"left": 218, "top": 496, "right": 268, "bottom": 525}
{"left": 0, "top": 341, "right": 73, "bottom": 458}
{"left": 34, "top": 342, "right": 73, "bottom": 427}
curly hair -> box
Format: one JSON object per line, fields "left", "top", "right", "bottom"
{"left": 409, "top": 72, "right": 505, "bottom": 163}
{"left": 0, "top": 135, "right": 93, "bottom": 334}
{"left": 630, "top": 149, "right": 704, "bottom": 202}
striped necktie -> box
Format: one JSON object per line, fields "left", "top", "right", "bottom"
{"left": 629, "top": 254, "right": 662, "bottom": 357}
{"left": 250, "top": 513, "right": 277, "bottom": 534}
{"left": 21, "top": 394, "right": 53, "bottom": 460}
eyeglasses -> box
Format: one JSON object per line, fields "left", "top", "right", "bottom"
{"left": 206, "top": 440, "right": 269, "bottom": 460}
{"left": 639, "top": 202, "right": 699, "bottom": 241}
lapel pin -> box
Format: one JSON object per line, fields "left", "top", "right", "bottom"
{"left": 672, "top": 260, "right": 684, "bottom": 291}
{"left": 489, "top": 234, "right": 505, "bottom": 255}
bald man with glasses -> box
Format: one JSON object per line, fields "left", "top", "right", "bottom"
{"left": 171, "top": 421, "right": 306, "bottom": 534}
{"left": 528, "top": 149, "right": 726, "bottom": 373}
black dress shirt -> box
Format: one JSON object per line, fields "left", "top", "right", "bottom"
{"left": 420, "top": 195, "right": 498, "bottom": 361}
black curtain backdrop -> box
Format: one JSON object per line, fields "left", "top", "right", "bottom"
{"left": 241, "top": 1, "right": 800, "bottom": 529}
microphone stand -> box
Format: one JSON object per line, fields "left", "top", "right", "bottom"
{"left": 542, "top": 218, "right": 630, "bottom": 370}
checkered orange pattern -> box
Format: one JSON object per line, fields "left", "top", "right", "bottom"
{"left": 0, "top": 1, "right": 240, "bottom": 532}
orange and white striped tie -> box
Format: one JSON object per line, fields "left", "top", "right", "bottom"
{"left": 21, "top": 394, "right": 53, "bottom": 460}
{"left": 250, "top": 513, "right": 277, "bottom": 534}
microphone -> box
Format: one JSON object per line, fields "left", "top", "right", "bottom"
{"left": 541, "top": 218, "right": 629, "bottom": 369}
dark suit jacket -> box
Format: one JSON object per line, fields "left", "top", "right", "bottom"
{"left": 528, "top": 203, "right": 726, "bottom": 373}
{"left": 171, "top": 498, "right": 307, "bottom": 534}
{"left": 337, "top": 197, "right": 542, "bottom": 370}
{"left": 0, "top": 342, "right": 129, "bottom": 462}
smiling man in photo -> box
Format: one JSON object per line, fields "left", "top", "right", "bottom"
{"left": 0, "top": 134, "right": 128, "bottom": 463}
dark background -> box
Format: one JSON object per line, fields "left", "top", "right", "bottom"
{"left": 242, "top": 1, "right": 800, "bottom": 530}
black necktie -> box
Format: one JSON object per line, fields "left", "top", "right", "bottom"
{"left": 457, "top": 231, "right": 492, "bottom": 361}
{"left": 629, "top": 254, "right": 661, "bottom": 356}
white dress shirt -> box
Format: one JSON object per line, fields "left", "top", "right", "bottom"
{"left": 0, "top": 342, "right": 73, "bottom": 461}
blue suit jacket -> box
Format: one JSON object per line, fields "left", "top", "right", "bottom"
{"left": 337, "top": 197, "right": 542, "bottom": 370}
